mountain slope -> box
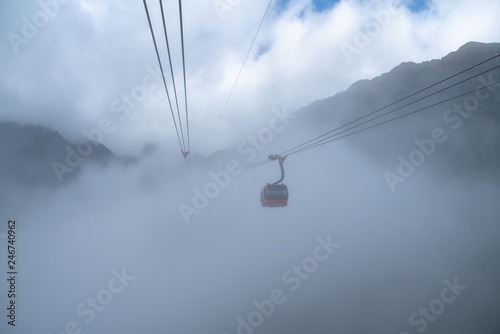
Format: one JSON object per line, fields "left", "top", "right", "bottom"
{"left": 299, "top": 41, "right": 500, "bottom": 181}
{"left": 0, "top": 122, "right": 116, "bottom": 187}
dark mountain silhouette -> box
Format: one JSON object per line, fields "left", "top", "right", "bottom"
{"left": 299, "top": 41, "right": 500, "bottom": 182}
{"left": 0, "top": 122, "right": 116, "bottom": 186}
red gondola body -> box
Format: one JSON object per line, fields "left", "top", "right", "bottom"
{"left": 261, "top": 183, "right": 288, "bottom": 207}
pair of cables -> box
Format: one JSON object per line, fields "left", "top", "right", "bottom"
{"left": 145, "top": 0, "right": 274, "bottom": 165}
{"left": 244, "top": 53, "right": 500, "bottom": 170}
{"left": 143, "top": 0, "right": 190, "bottom": 166}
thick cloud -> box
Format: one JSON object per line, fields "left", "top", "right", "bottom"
{"left": 2, "top": 0, "right": 500, "bottom": 155}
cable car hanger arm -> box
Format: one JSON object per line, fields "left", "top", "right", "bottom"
{"left": 268, "top": 154, "right": 286, "bottom": 184}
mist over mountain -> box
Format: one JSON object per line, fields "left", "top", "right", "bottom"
{"left": 0, "top": 121, "right": 116, "bottom": 187}
{"left": 301, "top": 41, "right": 500, "bottom": 181}
{"left": 1, "top": 42, "right": 499, "bottom": 334}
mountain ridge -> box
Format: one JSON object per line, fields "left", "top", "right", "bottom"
{"left": 0, "top": 121, "right": 116, "bottom": 187}
{"left": 297, "top": 41, "right": 500, "bottom": 182}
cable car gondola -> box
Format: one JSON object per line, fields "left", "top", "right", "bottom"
{"left": 261, "top": 154, "right": 288, "bottom": 207}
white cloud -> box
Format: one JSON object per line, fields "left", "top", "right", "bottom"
{"left": 1, "top": 0, "right": 499, "bottom": 156}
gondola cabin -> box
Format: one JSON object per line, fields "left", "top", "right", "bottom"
{"left": 261, "top": 183, "right": 288, "bottom": 207}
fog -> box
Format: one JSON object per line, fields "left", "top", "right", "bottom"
{"left": 1, "top": 113, "right": 499, "bottom": 333}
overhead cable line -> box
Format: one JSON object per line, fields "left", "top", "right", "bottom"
{"left": 288, "top": 80, "right": 500, "bottom": 156}
{"left": 280, "top": 53, "right": 500, "bottom": 157}
{"left": 143, "top": 0, "right": 185, "bottom": 157}
{"left": 242, "top": 56, "right": 500, "bottom": 170}
{"left": 284, "top": 63, "right": 500, "bottom": 156}
{"left": 159, "top": 0, "right": 186, "bottom": 152}
{"left": 242, "top": 158, "right": 272, "bottom": 172}
{"left": 178, "top": 0, "right": 191, "bottom": 166}
{"left": 210, "top": 0, "right": 274, "bottom": 141}
{"left": 244, "top": 78, "right": 500, "bottom": 170}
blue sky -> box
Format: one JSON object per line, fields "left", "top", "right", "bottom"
{"left": 406, "top": 0, "right": 430, "bottom": 12}
{"left": 277, "top": 0, "right": 430, "bottom": 13}
{"left": 312, "top": 0, "right": 339, "bottom": 12}
{"left": 274, "top": 0, "right": 338, "bottom": 13}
